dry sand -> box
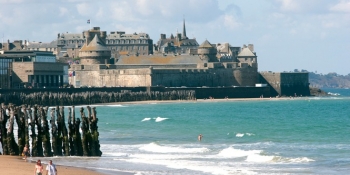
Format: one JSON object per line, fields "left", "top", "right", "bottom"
{"left": 0, "top": 155, "right": 106, "bottom": 175}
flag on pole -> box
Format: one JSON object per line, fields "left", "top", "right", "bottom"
{"left": 87, "top": 19, "right": 90, "bottom": 24}
{"left": 73, "top": 71, "right": 76, "bottom": 76}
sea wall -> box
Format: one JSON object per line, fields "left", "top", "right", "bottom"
{"left": 259, "top": 72, "right": 310, "bottom": 96}
{"left": 164, "top": 86, "right": 270, "bottom": 99}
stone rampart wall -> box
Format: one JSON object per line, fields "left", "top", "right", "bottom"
{"left": 71, "top": 66, "right": 259, "bottom": 88}
{"left": 233, "top": 67, "right": 258, "bottom": 86}
{"left": 114, "top": 64, "right": 198, "bottom": 69}
{"left": 259, "top": 72, "right": 281, "bottom": 96}
{"left": 259, "top": 72, "right": 310, "bottom": 96}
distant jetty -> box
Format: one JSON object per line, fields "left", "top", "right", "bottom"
{"left": 309, "top": 87, "right": 328, "bottom": 96}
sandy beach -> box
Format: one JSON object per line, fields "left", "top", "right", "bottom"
{"left": 0, "top": 155, "right": 108, "bottom": 175}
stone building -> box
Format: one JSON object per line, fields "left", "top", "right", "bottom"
{"left": 156, "top": 20, "right": 199, "bottom": 54}
{"left": 27, "top": 41, "right": 58, "bottom": 54}
{"left": 0, "top": 40, "right": 27, "bottom": 51}
{"left": 56, "top": 27, "right": 153, "bottom": 59}
{"left": 0, "top": 51, "right": 68, "bottom": 88}
{"left": 216, "top": 43, "right": 241, "bottom": 62}
{"left": 0, "top": 56, "right": 13, "bottom": 89}
{"left": 70, "top": 31, "right": 259, "bottom": 88}
{"left": 198, "top": 40, "right": 218, "bottom": 62}
{"left": 78, "top": 28, "right": 111, "bottom": 65}
{"left": 106, "top": 31, "right": 153, "bottom": 56}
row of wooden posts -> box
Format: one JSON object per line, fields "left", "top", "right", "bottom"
{"left": 0, "top": 103, "right": 102, "bottom": 157}
{"left": 0, "top": 90, "right": 196, "bottom": 106}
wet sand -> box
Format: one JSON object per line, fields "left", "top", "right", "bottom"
{"left": 0, "top": 155, "right": 132, "bottom": 175}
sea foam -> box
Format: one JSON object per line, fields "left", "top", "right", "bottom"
{"left": 154, "top": 117, "right": 168, "bottom": 122}
{"left": 141, "top": 118, "right": 151, "bottom": 122}
{"left": 139, "top": 142, "right": 209, "bottom": 153}
{"left": 218, "top": 147, "right": 262, "bottom": 158}
{"left": 106, "top": 104, "right": 127, "bottom": 107}
{"left": 236, "top": 133, "right": 244, "bottom": 137}
{"left": 246, "top": 153, "right": 275, "bottom": 162}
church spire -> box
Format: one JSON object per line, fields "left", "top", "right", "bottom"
{"left": 182, "top": 18, "right": 187, "bottom": 39}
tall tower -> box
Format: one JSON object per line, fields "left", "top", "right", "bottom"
{"left": 198, "top": 40, "right": 218, "bottom": 62}
{"left": 182, "top": 19, "right": 187, "bottom": 39}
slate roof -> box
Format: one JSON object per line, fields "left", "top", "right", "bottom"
{"left": 157, "top": 38, "right": 198, "bottom": 48}
{"left": 117, "top": 54, "right": 203, "bottom": 65}
{"left": 199, "top": 40, "right": 214, "bottom": 48}
{"left": 80, "top": 34, "right": 110, "bottom": 52}
{"left": 27, "top": 40, "right": 57, "bottom": 48}
{"left": 62, "top": 43, "right": 84, "bottom": 49}
{"left": 58, "top": 33, "right": 84, "bottom": 40}
{"left": 237, "top": 47, "right": 256, "bottom": 57}
{"left": 107, "top": 32, "right": 150, "bottom": 39}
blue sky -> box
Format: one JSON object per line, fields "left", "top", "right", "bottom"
{"left": 1, "top": 0, "right": 349, "bottom": 75}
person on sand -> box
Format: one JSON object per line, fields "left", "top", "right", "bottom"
{"left": 198, "top": 134, "right": 203, "bottom": 141}
{"left": 45, "top": 160, "right": 57, "bottom": 175}
{"left": 34, "top": 159, "right": 44, "bottom": 175}
{"left": 23, "top": 144, "right": 29, "bottom": 161}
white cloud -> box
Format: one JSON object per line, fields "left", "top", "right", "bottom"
{"left": 223, "top": 15, "right": 241, "bottom": 29}
{"left": 330, "top": 0, "right": 350, "bottom": 13}
{"left": 277, "top": 0, "right": 301, "bottom": 12}
{"left": 76, "top": 3, "right": 93, "bottom": 17}
{"left": 0, "top": 0, "right": 24, "bottom": 3}
{"left": 274, "top": 0, "right": 332, "bottom": 14}
{"left": 59, "top": 7, "right": 69, "bottom": 17}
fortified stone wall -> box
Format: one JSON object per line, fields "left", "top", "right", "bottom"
{"left": 150, "top": 68, "right": 227, "bottom": 87}
{"left": 71, "top": 65, "right": 259, "bottom": 88}
{"left": 233, "top": 67, "right": 258, "bottom": 86}
{"left": 259, "top": 72, "right": 310, "bottom": 96}
{"left": 99, "top": 69, "right": 152, "bottom": 87}
{"left": 150, "top": 67, "right": 257, "bottom": 87}
{"left": 280, "top": 73, "right": 310, "bottom": 96}
{"left": 259, "top": 72, "right": 281, "bottom": 96}
{"left": 80, "top": 57, "right": 109, "bottom": 65}
{"left": 168, "top": 86, "right": 270, "bottom": 99}
{"left": 71, "top": 66, "right": 152, "bottom": 87}
{"left": 114, "top": 64, "right": 198, "bottom": 69}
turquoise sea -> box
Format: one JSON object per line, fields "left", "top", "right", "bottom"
{"left": 31, "top": 88, "right": 350, "bottom": 174}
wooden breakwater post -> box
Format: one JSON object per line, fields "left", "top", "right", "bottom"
{"left": 0, "top": 104, "right": 102, "bottom": 157}
{"left": 0, "top": 90, "right": 196, "bottom": 106}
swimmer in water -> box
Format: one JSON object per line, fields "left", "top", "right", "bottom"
{"left": 198, "top": 134, "right": 203, "bottom": 141}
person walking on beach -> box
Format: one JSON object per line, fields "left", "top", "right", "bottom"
{"left": 22, "top": 144, "right": 29, "bottom": 161}
{"left": 198, "top": 134, "right": 203, "bottom": 141}
{"left": 34, "top": 159, "right": 43, "bottom": 175}
{"left": 45, "top": 160, "right": 57, "bottom": 175}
